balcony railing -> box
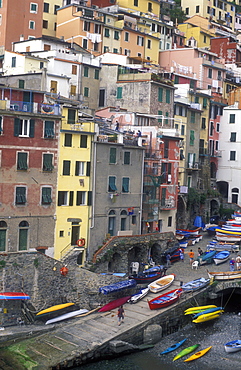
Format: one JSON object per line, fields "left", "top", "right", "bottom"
{"left": 0, "top": 99, "right": 61, "bottom": 115}
{"left": 160, "top": 199, "right": 175, "bottom": 209}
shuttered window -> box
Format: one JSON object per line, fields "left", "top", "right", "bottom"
{"left": 67, "top": 109, "right": 76, "bottom": 124}
{"left": 44, "top": 121, "right": 54, "bottom": 138}
{"left": 122, "top": 177, "right": 129, "bottom": 193}
{"left": 17, "top": 152, "right": 28, "bottom": 170}
{"left": 190, "top": 130, "right": 195, "bottom": 145}
{"left": 16, "top": 187, "right": 26, "bottom": 204}
{"left": 63, "top": 160, "right": 71, "bottom": 175}
{"left": 108, "top": 176, "right": 117, "bottom": 192}
{"left": 43, "top": 153, "right": 53, "bottom": 171}
{"left": 42, "top": 187, "right": 52, "bottom": 204}
{"left": 80, "top": 135, "right": 87, "bottom": 148}
{"left": 158, "top": 87, "right": 163, "bottom": 102}
{"left": 166, "top": 89, "right": 170, "bottom": 103}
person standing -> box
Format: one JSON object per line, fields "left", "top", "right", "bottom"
{"left": 179, "top": 248, "right": 184, "bottom": 262}
{"left": 230, "top": 257, "right": 235, "bottom": 272}
{"left": 236, "top": 255, "right": 241, "bottom": 270}
{"left": 188, "top": 249, "right": 194, "bottom": 265}
{"left": 198, "top": 247, "right": 203, "bottom": 256}
{"left": 166, "top": 253, "right": 171, "bottom": 267}
{"left": 117, "top": 305, "right": 125, "bottom": 326}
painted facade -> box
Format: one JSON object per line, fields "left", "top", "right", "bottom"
{"left": 42, "top": 0, "right": 62, "bottom": 37}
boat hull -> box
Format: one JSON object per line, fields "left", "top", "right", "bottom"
{"left": 182, "top": 278, "right": 210, "bottom": 293}
{"left": 184, "top": 346, "right": 212, "bottom": 362}
{"left": 208, "top": 271, "right": 241, "bottom": 280}
{"left": 192, "top": 312, "right": 221, "bottom": 323}
{"left": 98, "top": 296, "right": 131, "bottom": 312}
{"left": 0, "top": 292, "right": 30, "bottom": 300}
{"left": 128, "top": 288, "right": 149, "bottom": 304}
{"left": 148, "top": 289, "right": 182, "bottom": 310}
{"left": 173, "top": 344, "right": 200, "bottom": 361}
{"left": 224, "top": 340, "right": 241, "bottom": 353}
{"left": 148, "top": 274, "right": 175, "bottom": 294}
{"left": 45, "top": 309, "right": 89, "bottom": 325}
{"left": 213, "top": 251, "right": 230, "bottom": 265}
{"left": 36, "top": 303, "right": 75, "bottom": 318}
{"left": 160, "top": 338, "right": 187, "bottom": 355}
{"left": 184, "top": 305, "right": 217, "bottom": 314}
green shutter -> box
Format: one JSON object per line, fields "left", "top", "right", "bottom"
{"left": 86, "top": 162, "right": 91, "bottom": 176}
{"left": 109, "top": 148, "right": 116, "bottom": 164}
{"left": 191, "top": 111, "right": 195, "bottom": 123}
{"left": 14, "top": 118, "right": 20, "bottom": 136}
{"left": 122, "top": 177, "right": 129, "bottom": 192}
{"left": 42, "top": 187, "right": 52, "bottom": 204}
{"left": 166, "top": 89, "right": 170, "bottom": 103}
{"left": 0, "top": 229, "right": 6, "bottom": 251}
{"left": 158, "top": 87, "right": 163, "bottom": 102}
{"left": 43, "top": 154, "right": 53, "bottom": 171}
{"left": 17, "top": 152, "right": 28, "bottom": 170}
{"left": 117, "top": 87, "right": 122, "bottom": 99}
{"left": 19, "top": 229, "right": 28, "bottom": 250}
{"left": 69, "top": 191, "right": 74, "bottom": 206}
{"left": 87, "top": 191, "right": 92, "bottom": 205}
{"left": 203, "top": 98, "right": 207, "bottom": 108}
{"left": 190, "top": 130, "right": 195, "bottom": 145}
{"left": 94, "top": 69, "right": 99, "bottom": 79}
{"left": 124, "top": 151, "right": 130, "bottom": 164}
{"left": 16, "top": 187, "right": 26, "bottom": 204}
{"left": 80, "top": 135, "right": 87, "bottom": 148}
{"left": 45, "top": 121, "right": 54, "bottom": 138}
{"left": 109, "top": 176, "right": 117, "bottom": 191}
{"left": 158, "top": 110, "right": 163, "bottom": 123}
{"left": 67, "top": 109, "right": 76, "bottom": 124}
{"left": 63, "top": 160, "right": 70, "bottom": 175}
{"left": 29, "top": 119, "right": 35, "bottom": 137}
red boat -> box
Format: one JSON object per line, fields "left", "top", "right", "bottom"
{"left": 98, "top": 296, "right": 131, "bottom": 312}
{"left": 148, "top": 289, "right": 183, "bottom": 310}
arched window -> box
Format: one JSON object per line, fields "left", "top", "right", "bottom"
{"left": 0, "top": 221, "right": 7, "bottom": 252}
{"left": 232, "top": 188, "right": 239, "bottom": 193}
{"left": 120, "top": 210, "right": 127, "bottom": 231}
{"left": 231, "top": 188, "right": 239, "bottom": 205}
{"left": 19, "top": 221, "right": 29, "bottom": 251}
{"left": 108, "top": 210, "right": 116, "bottom": 236}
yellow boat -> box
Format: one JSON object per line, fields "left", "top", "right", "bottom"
{"left": 184, "top": 305, "right": 217, "bottom": 314}
{"left": 184, "top": 346, "right": 212, "bottom": 362}
{"left": 36, "top": 303, "right": 75, "bottom": 316}
{"left": 192, "top": 312, "right": 221, "bottom": 323}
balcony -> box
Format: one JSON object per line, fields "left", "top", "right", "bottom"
{"left": 0, "top": 99, "right": 61, "bottom": 116}
{"left": 211, "top": 150, "right": 222, "bottom": 157}
{"left": 160, "top": 199, "right": 175, "bottom": 209}
{"left": 199, "top": 147, "right": 209, "bottom": 156}
{"left": 186, "top": 162, "right": 199, "bottom": 170}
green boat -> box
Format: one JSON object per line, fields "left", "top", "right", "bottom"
{"left": 173, "top": 344, "right": 200, "bottom": 361}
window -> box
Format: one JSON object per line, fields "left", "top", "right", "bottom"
{"left": 17, "top": 152, "right": 28, "bottom": 170}
{"left": 125, "top": 32, "right": 129, "bottom": 42}
{"left": 12, "top": 57, "right": 16, "bottom": 68}
{"left": 84, "top": 21, "right": 90, "bottom": 31}
{"left": 166, "top": 89, "right": 170, "bottom": 104}
{"left": 114, "top": 31, "right": 119, "bottom": 40}
{"left": 190, "top": 130, "right": 195, "bottom": 145}
{"left": 84, "top": 87, "right": 89, "bottom": 97}
{"left": 83, "top": 66, "right": 89, "bottom": 77}
{"left": 75, "top": 161, "right": 85, "bottom": 176}
{"left": 190, "top": 111, "right": 195, "bottom": 124}
{"left": 58, "top": 191, "right": 69, "bottom": 206}
{"left": 72, "top": 65, "right": 77, "bottom": 75}
{"left": 137, "top": 36, "right": 144, "bottom": 46}
{"left": 95, "top": 24, "right": 101, "bottom": 34}
{"left": 208, "top": 68, "right": 212, "bottom": 79}
{"left": 64, "top": 133, "right": 72, "bottom": 147}
{"left": 196, "top": 5, "right": 199, "bottom": 12}
{"left": 19, "top": 79, "right": 25, "bottom": 89}
{"left": 165, "top": 112, "right": 169, "bottom": 125}
{"left": 121, "top": 210, "right": 127, "bottom": 230}
{"left": 230, "top": 114, "right": 235, "bottom": 123}
{"left": 63, "top": 160, "right": 71, "bottom": 175}
{"left": 201, "top": 117, "right": 206, "bottom": 129}
{"left": 132, "top": 215, "right": 137, "bottom": 225}
{"left": 113, "top": 48, "right": 118, "bottom": 53}
{"left": 122, "top": 177, "right": 130, "bottom": 193}
{"left": 43, "top": 2, "right": 49, "bottom": 12}
{"left": 108, "top": 210, "right": 116, "bottom": 236}
{"left": 158, "top": 87, "right": 163, "bottom": 102}
{"left": 181, "top": 125, "right": 185, "bottom": 135}
{"left": 230, "top": 151, "right": 236, "bottom": 161}
{"left": 30, "top": 3, "right": 38, "bottom": 13}
{"left": 104, "top": 46, "right": 109, "bottom": 53}
{"left": 195, "top": 96, "right": 199, "bottom": 104}
{"left": 16, "top": 187, "right": 27, "bottom": 205}
{"left": 99, "top": 89, "right": 105, "bottom": 107}
{"left": 43, "top": 153, "right": 53, "bottom": 171}
{"left": 134, "top": 0, "right": 138, "bottom": 6}
{"left": 76, "top": 191, "right": 86, "bottom": 205}
{"left": 18, "top": 221, "right": 29, "bottom": 250}
{"left": 148, "top": 2, "right": 152, "bottom": 12}
{"left": 216, "top": 123, "right": 220, "bottom": 132}
{"left": 124, "top": 151, "right": 130, "bottom": 164}
{"left": 50, "top": 80, "right": 57, "bottom": 93}
{"left": 218, "top": 70, "right": 222, "bottom": 81}
{"left": 94, "top": 69, "right": 99, "bottom": 80}
{"left": 83, "top": 39, "right": 87, "bottom": 49}
{"left": 0, "top": 116, "right": 2, "bottom": 134}
{"left": 42, "top": 187, "right": 52, "bottom": 205}
{"left": 147, "top": 39, "right": 151, "bottom": 49}
{"left": 0, "top": 221, "right": 7, "bottom": 252}
{"left": 158, "top": 110, "right": 163, "bottom": 123}
{"left": 43, "top": 20, "right": 48, "bottom": 29}
{"left": 204, "top": 35, "right": 206, "bottom": 43}
{"left": 230, "top": 132, "right": 236, "bottom": 142}
{"left": 70, "top": 85, "right": 76, "bottom": 95}
{"left": 44, "top": 120, "right": 54, "bottom": 138}
{"left": 117, "top": 86, "right": 122, "bottom": 99}
{"left": 104, "top": 28, "right": 110, "bottom": 37}
{"left": 108, "top": 176, "right": 117, "bottom": 192}
{"left": 186, "top": 7, "right": 189, "bottom": 15}
{"left": 109, "top": 147, "right": 116, "bottom": 164}
{"left": 14, "top": 118, "right": 35, "bottom": 138}
{"left": 67, "top": 109, "right": 76, "bottom": 124}
{"left": 168, "top": 216, "right": 172, "bottom": 227}
{"left": 29, "top": 21, "right": 35, "bottom": 30}
{"left": 93, "top": 42, "right": 99, "bottom": 52}
{"left": 54, "top": 5, "right": 60, "bottom": 14}
{"left": 80, "top": 135, "right": 87, "bottom": 148}
{"left": 203, "top": 98, "right": 207, "bottom": 108}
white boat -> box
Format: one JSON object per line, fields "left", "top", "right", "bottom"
{"left": 207, "top": 270, "right": 241, "bottom": 280}
{"left": 213, "top": 250, "right": 230, "bottom": 265}
{"left": 148, "top": 274, "right": 175, "bottom": 294}
{"left": 224, "top": 340, "right": 241, "bottom": 353}
{"left": 128, "top": 287, "right": 149, "bottom": 304}
{"left": 45, "top": 309, "right": 89, "bottom": 325}
{"left": 216, "top": 234, "right": 241, "bottom": 242}
{"left": 207, "top": 243, "right": 239, "bottom": 252}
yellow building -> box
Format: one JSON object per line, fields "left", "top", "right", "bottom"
{"left": 118, "top": 0, "right": 160, "bottom": 16}
{"left": 54, "top": 105, "right": 95, "bottom": 264}
{"left": 42, "top": 0, "right": 62, "bottom": 37}
{"left": 178, "top": 16, "right": 215, "bottom": 48}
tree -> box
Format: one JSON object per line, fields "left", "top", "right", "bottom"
{"left": 161, "top": 0, "right": 187, "bottom": 25}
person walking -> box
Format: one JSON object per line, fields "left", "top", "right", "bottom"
{"left": 198, "top": 247, "right": 203, "bottom": 256}
{"left": 236, "top": 255, "right": 241, "bottom": 270}
{"left": 230, "top": 257, "right": 235, "bottom": 272}
{"left": 188, "top": 249, "right": 194, "bottom": 265}
{"left": 179, "top": 248, "right": 184, "bottom": 262}
{"left": 117, "top": 305, "right": 125, "bottom": 326}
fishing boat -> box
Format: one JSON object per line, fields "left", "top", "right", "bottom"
{"left": 173, "top": 344, "right": 200, "bottom": 361}
{"left": 193, "top": 307, "right": 224, "bottom": 319}
{"left": 216, "top": 234, "right": 241, "bottom": 242}
{"left": 198, "top": 250, "right": 216, "bottom": 265}
{"left": 179, "top": 240, "right": 188, "bottom": 249}
{"left": 129, "top": 266, "right": 167, "bottom": 284}
{"left": 207, "top": 270, "right": 241, "bottom": 280}
{"left": 213, "top": 250, "right": 230, "bottom": 265}
{"left": 192, "top": 312, "right": 221, "bottom": 323}
{"left": 36, "top": 303, "right": 76, "bottom": 318}
{"left": 0, "top": 292, "right": 30, "bottom": 300}
{"left": 224, "top": 340, "right": 241, "bottom": 353}
{"left": 98, "top": 296, "right": 131, "bottom": 312}
{"left": 207, "top": 242, "right": 239, "bottom": 252}
{"left": 182, "top": 277, "right": 210, "bottom": 293}
{"left": 45, "top": 309, "right": 89, "bottom": 325}
{"left": 184, "top": 305, "right": 217, "bottom": 315}
{"left": 99, "top": 279, "right": 136, "bottom": 295}
{"left": 148, "top": 288, "right": 182, "bottom": 310}
{"left": 216, "top": 228, "right": 241, "bottom": 236}
{"left": 184, "top": 346, "right": 212, "bottom": 362}
{"left": 176, "top": 227, "right": 201, "bottom": 236}
{"left": 128, "top": 287, "right": 149, "bottom": 304}
{"left": 148, "top": 274, "right": 175, "bottom": 294}
{"left": 160, "top": 338, "right": 187, "bottom": 355}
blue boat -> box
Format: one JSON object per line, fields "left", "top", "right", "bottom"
{"left": 182, "top": 277, "right": 210, "bottom": 293}
{"left": 99, "top": 279, "right": 137, "bottom": 295}
{"left": 213, "top": 250, "right": 230, "bottom": 265}
{"left": 193, "top": 307, "right": 224, "bottom": 319}
{"left": 198, "top": 250, "right": 216, "bottom": 265}
{"left": 160, "top": 338, "right": 187, "bottom": 355}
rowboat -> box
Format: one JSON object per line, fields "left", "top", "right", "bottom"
{"left": 177, "top": 227, "right": 201, "bottom": 236}
{"left": 128, "top": 287, "right": 149, "bottom": 304}
{"left": 0, "top": 292, "right": 30, "bottom": 300}
{"left": 184, "top": 305, "right": 217, "bottom": 314}
{"left": 224, "top": 340, "right": 241, "bottom": 353}
{"left": 216, "top": 228, "right": 241, "bottom": 235}
{"left": 148, "top": 288, "right": 182, "bottom": 310}
{"left": 129, "top": 266, "right": 167, "bottom": 284}
{"left": 213, "top": 250, "right": 230, "bottom": 265}
{"left": 216, "top": 234, "right": 241, "bottom": 242}
{"left": 193, "top": 307, "right": 224, "bottom": 319}
{"left": 182, "top": 277, "right": 210, "bottom": 293}
{"left": 192, "top": 312, "right": 221, "bottom": 323}
{"left": 98, "top": 296, "right": 131, "bottom": 312}
{"left": 207, "top": 242, "right": 239, "bottom": 252}
{"left": 173, "top": 344, "right": 200, "bottom": 361}
{"left": 207, "top": 270, "right": 241, "bottom": 280}
{"left": 36, "top": 303, "right": 75, "bottom": 317}
{"left": 184, "top": 346, "right": 212, "bottom": 362}
{"left": 45, "top": 309, "right": 89, "bottom": 325}
{"left": 160, "top": 338, "right": 187, "bottom": 355}
{"left": 198, "top": 250, "right": 216, "bottom": 265}
{"left": 148, "top": 274, "right": 175, "bottom": 294}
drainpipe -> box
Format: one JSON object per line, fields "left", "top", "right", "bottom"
{"left": 139, "top": 147, "right": 145, "bottom": 234}
{"left": 90, "top": 139, "right": 97, "bottom": 230}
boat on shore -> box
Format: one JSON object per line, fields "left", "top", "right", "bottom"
{"left": 192, "top": 312, "right": 221, "bottom": 323}
{"left": 128, "top": 287, "right": 149, "bottom": 304}
{"left": 184, "top": 305, "right": 217, "bottom": 315}
{"left": 173, "top": 344, "right": 200, "bottom": 361}
{"left": 198, "top": 250, "right": 216, "bottom": 265}
{"left": 207, "top": 242, "right": 239, "bottom": 252}
{"left": 99, "top": 279, "right": 136, "bottom": 295}
{"left": 148, "top": 288, "right": 182, "bottom": 310}
{"left": 193, "top": 307, "right": 224, "bottom": 319}
{"left": 182, "top": 277, "right": 210, "bottom": 293}
{"left": 224, "top": 340, "right": 241, "bottom": 353}
{"left": 148, "top": 274, "right": 175, "bottom": 294}
{"left": 45, "top": 309, "right": 89, "bottom": 325}
{"left": 36, "top": 303, "right": 76, "bottom": 319}
{"left": 129, "top": 266, "right": 167, "bottom": 284}
{"left": 98, "top": 296, "right": 131, "bottom": 312}
{"left": 160, "top": 338, "right": 187, "bottom": 355}
{"left": 207, "top": 270, "right": 241, "bottom": 280}
{"left": 184, "top": 346, "right": 212, "bottom": 362}
{"left": 213, "top": 250, "right": 230, "bottom": 265}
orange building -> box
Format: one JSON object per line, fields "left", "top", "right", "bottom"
{"left": 0, "top": 0, "right": 43, "bottom": 51}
